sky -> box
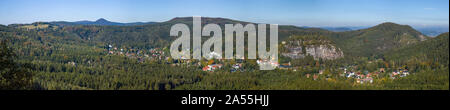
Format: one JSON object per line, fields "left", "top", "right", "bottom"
{"left": 0, "top": 0, "right": 448, "bottom": 27}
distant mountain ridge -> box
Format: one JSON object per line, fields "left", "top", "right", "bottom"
{"left": 3, "top": 17, "right": 437, "bottom": 59}
{"left": 315, "top": 25, "right": 448, "bottom": 37}
{"left": 315, "top": 26, "right": 370, "bottom": 32}
{"left": 415, "top": 26, "right": 449, "bottom": 37}
{"left": 49, "top": 18, "right": 157, "bottom": 26}
{"left": 321, "top": 27, "right": 353, "bottom": 32}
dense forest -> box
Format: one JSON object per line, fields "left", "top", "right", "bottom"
{"left": 0, "top": 18, "right": 448, "bottom": 90}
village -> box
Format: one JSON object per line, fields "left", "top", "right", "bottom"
{"left": 101, "top": 44, "right": 413, "bottom": 85}
{"left": 105, "top": 44, "right": 166, "bottom": 62}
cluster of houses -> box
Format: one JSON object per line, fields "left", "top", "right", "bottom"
{"left": 344, "top": 69, "right": 375, "bottom": 84}
{"left": 200, "top": 59, "right": 292, "bottom": 72}
{"left": 390, "top": 69, "right": 410, "bottom": 79}
{"left": 106, "top": 44, "right": 166, "bottom": 61}
{"left": 341, "top": 67, "right": 393, "bottom": 84}
{"left": 256, "top": 59, "right": 293, "bottom": 70}
{"left": 256, "top": 59, "right": 279, "bottom": 68}
{"left": 103, "top": 44, "right": 413, "bottom": 84}
{"left": 202, "top": 60, "right": 244, "bottom": 72}
{"left": 202, "top": 64, "right": 223, "bottom": 71}
{"left": 340, "top": 67, "right": 412, "bottom": 84}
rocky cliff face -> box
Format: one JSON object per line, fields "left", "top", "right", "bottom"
{"left": 282, "top": 45, "right": 343, "bottom": 60}
{"left": 281, "top": 36, "right": 344, "bottom": 60}
{"left": 304, "top": 45, "right": 344, "bottom": 60}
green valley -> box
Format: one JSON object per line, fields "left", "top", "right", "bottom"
{"left": 0, "top": 18, "right": 448, "bottom": 90}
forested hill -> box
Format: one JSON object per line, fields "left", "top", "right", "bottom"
{"left": 3, "top": 17, "right": 434, "bottom": 59}
{"left": 4, "top": 17, "right": 331, "bottom": 50}
{"left": 384, "top": 32, "right": 449, "bottom": 65}
{"left": 1, "top": 17, "right": 448, "bottom": 90}
{"left": 328, "top": 22, "right": 429, "bottom": 57}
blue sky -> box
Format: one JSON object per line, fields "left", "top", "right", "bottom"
{"left": 0, "top": 0, "right": 448, "bottom": 27}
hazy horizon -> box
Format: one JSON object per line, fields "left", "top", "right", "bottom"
{"left": 1, "top": 0, "right": 449, "bottom": 28}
